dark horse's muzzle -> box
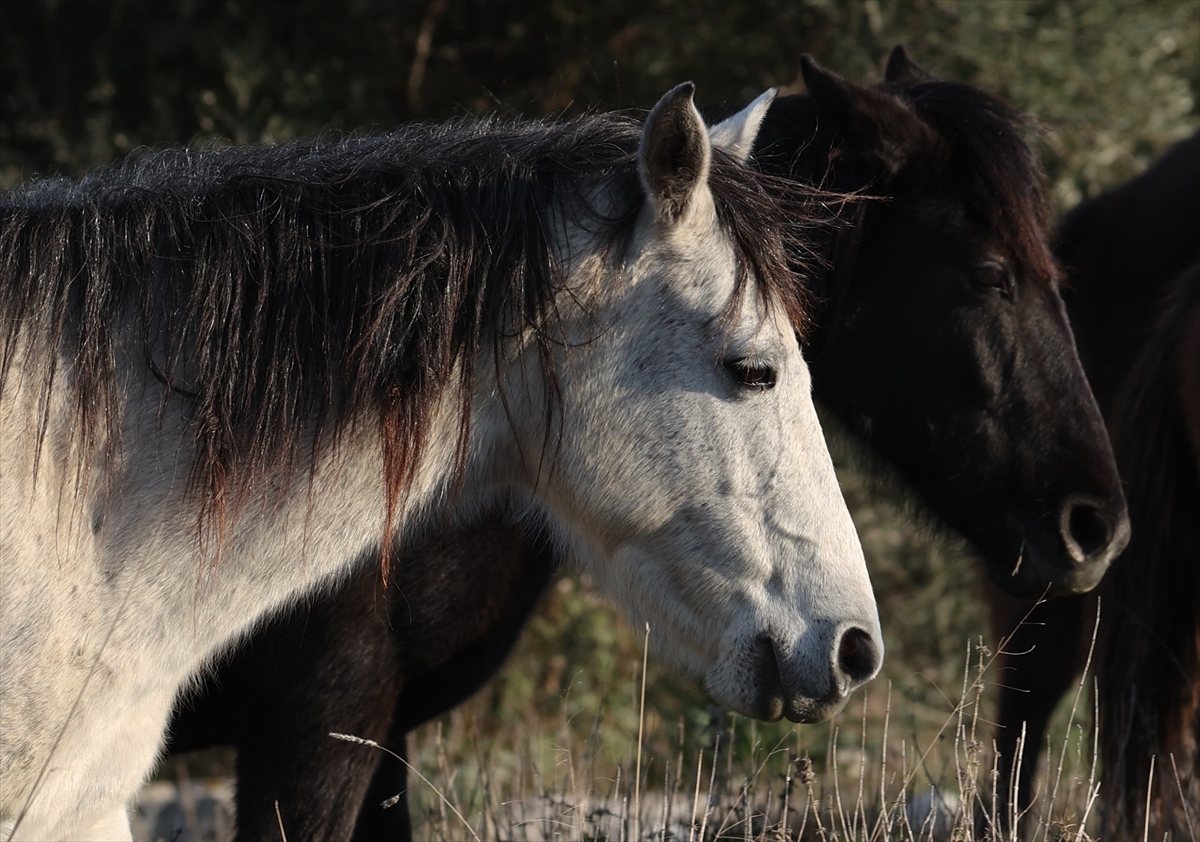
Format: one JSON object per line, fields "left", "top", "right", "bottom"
{"left": 994, "top": 492, "right": 1130, "bottom": 597}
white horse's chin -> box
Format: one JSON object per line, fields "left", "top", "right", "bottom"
{"left": 703, "top": 634, "right": 846, "bottom": 725}
{"left": 702, "top": 639, "right": 786, "bottom": 722}
{"left": 699, "top": 608, "right": 884, "bottom": 724}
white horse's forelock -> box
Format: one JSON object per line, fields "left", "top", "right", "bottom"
{"left": 0, "top": 86, "right": 879, "bottom": 840}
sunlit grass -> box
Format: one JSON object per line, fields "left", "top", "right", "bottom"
{"left": 397, "top": 616, "right": 1104, "bottom": 841}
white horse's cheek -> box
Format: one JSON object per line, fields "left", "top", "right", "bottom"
{"left": 669, "top": 323, "right": 874, "bottom": 714}
{"left": 604, "top": 546, "right": 723, "bottom": 676}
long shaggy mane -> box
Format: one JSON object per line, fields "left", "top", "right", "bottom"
{"left": 0, "top": 112, "right": 818, "bottom": 553}
{"left": 883, "top": 75, "right": 1060, "bottom": 287}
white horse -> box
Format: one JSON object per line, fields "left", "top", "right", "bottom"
{"left": 0, "top": 84, "right": 880, "bottom": 840}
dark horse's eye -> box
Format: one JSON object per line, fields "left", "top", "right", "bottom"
{"left": 971, "top": 260, "right": 1013, "bottom": 298}
{"left": 724, "top": 357, "right": 777, "bottom": 390}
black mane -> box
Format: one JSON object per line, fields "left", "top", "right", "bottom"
{"left": 894, "top": 77, "right": 1058, "bottom": 285}
{"left": 757, "top": 67, "right": 1058, "bottom": 292}
{"left": 0, "top": 112, "right": 815, "bottom": 548}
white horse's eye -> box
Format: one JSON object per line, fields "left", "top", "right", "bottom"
{"left": 724, "top": 357, "right": 777, "bottom": 390}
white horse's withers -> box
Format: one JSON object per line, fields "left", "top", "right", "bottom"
{"left": 0, "top": 84, "right": 879, "bottom": 840}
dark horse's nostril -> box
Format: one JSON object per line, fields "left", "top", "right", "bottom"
{"left": 1067, "top": 501, "right": 1112, "bottom": 558}
{"left": 836, "top": 627, "right": 879, "bottom": 686}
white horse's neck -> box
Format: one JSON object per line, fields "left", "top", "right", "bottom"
{"left": 0, "top": 332, "right": 530, "bottom": 841}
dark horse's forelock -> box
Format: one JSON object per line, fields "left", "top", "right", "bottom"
{"left": 0, "top": 113, "right": 818, "bottom": 558}
{"left": 895, "top": 79, "right": 1059, "bottom": 286}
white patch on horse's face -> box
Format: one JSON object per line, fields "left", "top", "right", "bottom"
{"left": 528, "top": 199, "right": 882, "bottom": 724}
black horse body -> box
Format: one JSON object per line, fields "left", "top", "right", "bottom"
{"left": 1098, "top": 263, "right": 1200, "bottom": 836}
{"left": 169, "top": 521, "right": 551, "bottom": 839}
{"left": 166, "top": 48, "right": 1128, "bottom": 840}
{"left": 1061, "top": 132, "right": 1200, "bottom": 417}
{"left": 990, "top": 130, "right": 1200, "bottom": 836}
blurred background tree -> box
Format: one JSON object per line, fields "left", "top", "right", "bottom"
{"left": 3, "top": 0, "right": 1196, "bottom": 210}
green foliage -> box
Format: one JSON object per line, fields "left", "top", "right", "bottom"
{"left": 4, "top": 0, "right": 1196, "bottom": 210}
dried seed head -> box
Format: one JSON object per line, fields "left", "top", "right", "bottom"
{"left": 794, "top": 755, "right": 816, "bottom": 787}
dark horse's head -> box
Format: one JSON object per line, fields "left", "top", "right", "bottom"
{"left": 750, "top": 47, "right": 1129, "bottom": 597}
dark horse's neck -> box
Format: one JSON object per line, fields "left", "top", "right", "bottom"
{"left": 1057, "top": 132, "right": 1200, "bottom": 417}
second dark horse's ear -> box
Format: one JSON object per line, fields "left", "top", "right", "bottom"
{"left": 800, "top": 52, "right": 937, "bottom": 174}
{"left": 884, "top": 44, "right": 935, "bottom": 85}
{"left": 639, "top": 82, "right": 711, "bottom": 225}
{"left": 799, "top": 54, "right": 872, "bottom": 148}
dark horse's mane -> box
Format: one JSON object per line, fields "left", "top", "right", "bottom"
{"left": 885, "top": 77, "right": 1059, "bottom": 286}
{"left": 757, "top": 58, "right": 1059, "bottom": 301}
{"left": 1099, "top": 265, "right": 1200, "bottom": 832}
{"left": 0, "top": 114, "right": 815, "bottom": 550}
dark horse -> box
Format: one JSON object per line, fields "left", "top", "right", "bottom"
{"left": 990, "top": 130, "right": 1200, "bottom": 837}
{"left": 165, "top": 48, "right": 1128, "bottom": 840}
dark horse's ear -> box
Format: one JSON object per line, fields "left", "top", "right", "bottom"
{"left": 800, "top": 53, "right": 939, "bottom": 175}
{"left": 799, "top": 54, "right": 867, "bottom": 142}
{"left": 884, "top": 44, "right": 935, "bottom": 85}
{"left": 639, "top": 82, "right": 711, "bottom": 224}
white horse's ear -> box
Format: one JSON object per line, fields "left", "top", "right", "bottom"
{"left": 708, "top": 88, "right": 777, "bottom": 162}
{"left": 639, "top": 81, "right": 711, "bottom": 224}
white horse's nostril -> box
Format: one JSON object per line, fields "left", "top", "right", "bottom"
{"left": 835, "top": 627, "right": 881, "bottom": 690}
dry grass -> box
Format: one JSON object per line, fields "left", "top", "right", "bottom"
{"left": 395, "top": 619, "right": 1105, "bottom": 841}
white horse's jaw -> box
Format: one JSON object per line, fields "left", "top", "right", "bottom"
{"left": 591, "top": 532, "right": 882, "bottom": 724}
